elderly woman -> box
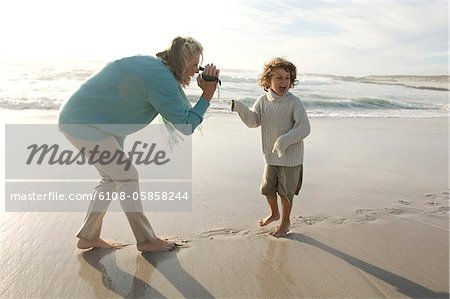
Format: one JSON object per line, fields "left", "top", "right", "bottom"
{"left": 58, "top": 36, "right": 219, "bottom": 252}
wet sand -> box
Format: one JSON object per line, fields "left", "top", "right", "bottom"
{"left": 0, "top": 111, "right": 448, "bottom": 298}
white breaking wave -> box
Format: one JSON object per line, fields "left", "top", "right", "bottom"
{"left": 0, "top": 97, "right": 62, "bottom": 110}
{"left": 0, "top": 64, "right": 448, "bottom": 118}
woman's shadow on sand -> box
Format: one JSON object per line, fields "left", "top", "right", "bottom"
{"left": 286, "top": 233, "right": 449, "bottom": 298}
{"left": 78, "top": 248, "right": 213, "bottom": 298}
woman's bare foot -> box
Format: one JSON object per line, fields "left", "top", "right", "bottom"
{"left": 270, "top": 221, "right": 290, "bottom": 237}
{"left": 137, "top": 238, "right": 176, "bottom": 253}
{"left": 258, "top": 213, "right": 280, "bottom": 227}
{"left": 77, "top": 237, "right": 120, "bottom": 249}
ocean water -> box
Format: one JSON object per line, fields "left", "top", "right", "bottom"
{"left": 0, "top": 61, "right": 448, "bottom": 118}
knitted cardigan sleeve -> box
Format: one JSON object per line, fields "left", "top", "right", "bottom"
{"left": 272, "top": 99, "right": 310, "bottom": 157}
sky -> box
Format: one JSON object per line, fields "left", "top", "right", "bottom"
{"left": 0, "top": 0, "right": 448, "bottom": 76}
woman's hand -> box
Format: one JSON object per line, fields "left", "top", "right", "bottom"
{"left": 197, "top": 63, "right": 220, "bottom": 101}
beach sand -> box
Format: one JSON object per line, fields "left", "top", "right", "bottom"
{"left": 0, "top": 111, "right": 449, "bottom": 298}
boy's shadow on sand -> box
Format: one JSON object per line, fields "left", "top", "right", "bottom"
{"left": 78, "top": 248, "right": 213, "bottom": 299}
{"left": 286, "top": 233, "right": 449, "bottom": 299}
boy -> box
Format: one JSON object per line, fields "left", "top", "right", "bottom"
{"left": 232, "top": 57, "right": 310, "bottom": 237}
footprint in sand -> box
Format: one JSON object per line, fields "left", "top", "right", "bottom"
{"left": 296, "top": 215, "right": 329, "bottom": 226}
{"left": 353, "top": 207, "right": 406, "bottom": 223}
{"left": 326, "top": 217, "right": 348, "bottom": 225}
{"left": 353, "top": 209, "right": 378, "bottom": 222}
{"left": 422, "top": 191, "right": 449, "bottom": 215}
{"left": 384, "top": 208, "right": 404, "bottom": 215}
{"left": 199, "top": 228, "right": 244, "bottom": 239}
{"left": 437, "top": 206, "right": 450, "bottom": 212}
{"left": 424, "top": 206, "right": 450, "bottom": 216}
{"left": 425, "top": 191, "right": 449, "bottom": 201}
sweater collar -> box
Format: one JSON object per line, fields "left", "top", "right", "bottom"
{"left": 267, "top": 89, "right": 291, "bottom": 102}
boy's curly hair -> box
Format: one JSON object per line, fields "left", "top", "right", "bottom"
{"left": 258, "top": 57, "right": 298, "bottom": 91}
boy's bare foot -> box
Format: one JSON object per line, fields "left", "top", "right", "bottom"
{"left": 137, "top": 238, "right": 176, "bottom": 252}
{"left": 77, "top": 237, "right": 119, "bottom": 249}
{"left": 258, "top": 213, "right": 280, "bottom": 227}
{"left": 270, "top": 221, "right": 290, "bottom": 237}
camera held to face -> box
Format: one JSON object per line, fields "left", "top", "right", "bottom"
{"left": 199, "top": 66, "right": 221, "bottom": 85}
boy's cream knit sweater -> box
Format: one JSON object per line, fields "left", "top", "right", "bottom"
{"left": 233, "top": 89, "right": 310, "bottom": 166}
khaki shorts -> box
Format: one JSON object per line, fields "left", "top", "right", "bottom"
{"left": 260, "top": 164, "right": 303, "bottom": 202}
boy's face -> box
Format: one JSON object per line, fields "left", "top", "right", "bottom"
{"left": 269, "top": 67, "right": 290, "bottom": 96}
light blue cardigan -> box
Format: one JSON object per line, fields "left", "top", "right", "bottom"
{"left": 58, "top": 55, "right": 209, "bottom": 140}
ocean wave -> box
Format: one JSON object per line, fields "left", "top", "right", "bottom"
{"left": 303, "top": 97, "right": 439, "bottom": 110}
{"left": 299, "top": 76, "right": 337, "bottom": 85}
{"left": 0, "top": 97, "right": 61, "bottom": 110}
{"left": 224, "top": 96, "right": 441, "bottom": 111}
{"left": 1, "top": 96, "right": 443, "bottom": 115}
{"left": 302, "top": 93, "right": 347, "bottom": 101}
{"left": 305, "top": 74, "right": 449, "bottom": 91}
{"left": 5, "top": 68, "right": 93, "bottom": 82}
{"left": 220, "top": 75, "right": 257, "bottom": 84}
{"left": 216, "top": 75, "right": 337, "bottom": 86}
{"left": 34, "top": 69, "right": 94, "bottom": 81}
